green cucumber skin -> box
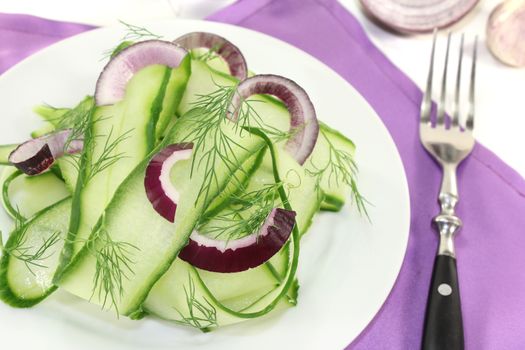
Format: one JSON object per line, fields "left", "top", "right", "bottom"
{"left": 54, "top": 106, "right": 94, "bottom": 280}
{"left": 155, "top": 56, "right": 192, "bottom": 140}
{"left": 320, "top": 194, "right": 345, "bottom": 212}
{"left": 319, "top": 122, "right": 356, "bottom": 150}
{"left": 1, "top": 169, "right": 23, "bottom": 219}
{"left": 0, "top": 198, "right": 71, "bottom": 307}
{"left": 1, "top": 168, "right": 70, "bottom": 220}
{"left": 147, "top": 67, "right": 172, "bottom": 150}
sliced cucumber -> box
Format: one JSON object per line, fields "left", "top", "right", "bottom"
{"left": 62, "top": 64, "right": 187, "bottom": 259}
{"left": 1, "top": 167, "right": 69, "bottom": 219}
{"left": 144, "top": 130, "right": 318, "bottom": 329}
{"left": 56, "top": 114, "right": 266, "bottom": 316}
{"left": 0, "top": 198, "right": 71, "bottom": 307}
{"left": 0, "top": 144, "right": 17, "bottom": 165}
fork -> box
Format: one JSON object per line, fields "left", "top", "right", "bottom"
{"left": 419, "top": 31, "right": 477, "bottom": 350}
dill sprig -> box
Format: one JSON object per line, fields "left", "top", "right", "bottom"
{"left": 56, "top": 97, "right": 93, "bottom": 145}
{"left": 306, "top": 129, "right": 368, "bottom": 217}
{"left": 84, "top": 127, "right": 133, "bottom": 184}
{"left": 55, "top": 97, "right": 94, "bottom": 131}
{"left": 81, "top": 216, "right": 139, "bottom": 315}
{"left": 102, "top": 21, "right": 162, "bottom": 60}
{"left": 63, "top": 114, "right": 133, "bottom": 186}
{"left": 182, "top": 85, "right": 248, "bottom": 205}
{"left": 119, "top": 20, "right": 161, "bottom": 42}
{"left": 182, "top": 83, "right": 291, "bottom": 206}
{"left": 3, "top": 212, "right": 62, "bottom": 275}
{"left": 174, "top": 274, "right": 218, "bottom": 332}
{"left": 198, "top": 182, "right": 282, "bottom": 242}
{"left": 193, "top": 43, "right": 223, "bottom": 63}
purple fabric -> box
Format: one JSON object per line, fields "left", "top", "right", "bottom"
{"left": 1, "top": 1, "right": 525, "bottom": 348}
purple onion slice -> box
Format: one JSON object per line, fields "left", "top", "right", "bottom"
{"left": 360, "top": 0, "right": 479, "bottom": 33}
{"left": 173, "top": 32, "right": 248, "bottom": 80}
{"left": 144, "top": 143, "right": 193, "bottom": 222}
{"left": 228, "top": 74, "right": 319, "bottom": 165}
{"left": 95, "top": 40, "right": 188, "bottom": 106}
{"left": 179, "top": 208, "right": 296, "bottom": 273}
{"left": 9, "top": 129, "right": 83, "bottom": 176}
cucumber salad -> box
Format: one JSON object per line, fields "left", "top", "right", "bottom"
{"left": 0, "top": 27, "right": 365, "bottom": 331}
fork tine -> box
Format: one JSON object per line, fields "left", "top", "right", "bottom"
{"left": 466, "top": 36, "right": 477, "bottom": 131}
{"left": 420, "top": 29, "right": 437, "bottom": 125}
{"left": 436, "top": 33, "right": 451, "bottom": 127}
{"left": 451, "top": 34, "right": 464, "bottom": 129}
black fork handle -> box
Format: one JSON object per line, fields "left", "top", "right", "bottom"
{"left": 422, "top": 254, "right": 464, "bottom": 350}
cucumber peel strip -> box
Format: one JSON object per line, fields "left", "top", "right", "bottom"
{"left": 2, "top": 170, "right": 24, "bottom": 220}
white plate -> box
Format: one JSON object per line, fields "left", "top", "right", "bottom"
{"left": 0, "top": 19, "right": 409, "bottom": 350}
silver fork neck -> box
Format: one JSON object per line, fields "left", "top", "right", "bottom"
{"left": 439, "top": 163, "right": 458, "bottom": 214}
{"left": 434, "top": 163, "right": 462, "bottom": 258}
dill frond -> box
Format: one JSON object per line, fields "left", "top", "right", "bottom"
{"left": 183, "top": 83, "right": 293, "bottom": 206}
{"left": 198, "top": 182, "right": 282, "bottom": 242}
{"left": 102, "top": 21, "right": 162, "bottom": 60}
{"left": 82, "top": 216, "right": 139, "bottom": 315}
{"left": 174, "top": 274, "right": 218, "bottom": 331}
{"left": 4, "top": 212, "right": 62, "bottom": 275}
{"left": 119, "top": 21, "right": 161, "bottom": 42}
{"left": 306, "top": 129, "right": 369, "bottom": 218}
{"left": 85, "top": 127, "right": 133, "bottom": 183}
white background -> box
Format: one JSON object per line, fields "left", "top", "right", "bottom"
{"left": 1, "top": 0, "right": 524, "bottom": 176}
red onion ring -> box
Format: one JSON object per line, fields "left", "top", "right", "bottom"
{"left": 95, "top": 40, "right": 188, "bottom": 106}
{"left": 227, "top": 74, "right": 319, "bottom": 165}
{"left": 144, "top": 143, "right": 193, "bottom": 222}
{"left": 173, "top": 32, "right": 248, "bottom": 80}
{"left": 179, "top": 208, "right": 296, "bottom": 273}
{"left": 360, "top": 0, "right": 479, "bottom": 33}
{"left": 9, "top": 129, "right": 83, "bottom": 176}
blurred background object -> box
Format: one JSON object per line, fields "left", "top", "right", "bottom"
{"left": 358, "top": 0, "right": 479, "bottom": 33}
{"left": 487, "top": 0, "right": 525, "bottom": 67}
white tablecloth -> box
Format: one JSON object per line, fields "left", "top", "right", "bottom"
{"left": 1, "top": 0, "right": 524, "bottom": 176}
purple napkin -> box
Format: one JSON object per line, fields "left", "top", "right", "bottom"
{"left": 1, "top": 1, "right": 525, "bottom": 348}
